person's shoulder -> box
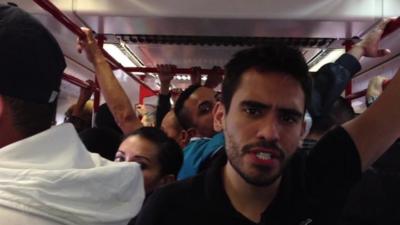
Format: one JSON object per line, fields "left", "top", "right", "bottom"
{"left": 285, "top": 149, "right": 308, "bottom": 178}
{"left": 200, "top": 132, "right": 225, "bottom": 154}
{"left": 137, "top": 174, "right": 207, "bottom": 225}
{"left": 150, "top": 173, "right": 206, "bottom": 203}
{"left": 184, "top": 137, "right": 213, "bottom": 155}
{"left": 161, "top": 176, "right": 198, "bottom": 192}
{"left": 208, "top": 132, "right": 225, "bottom": 147}
{"left": 312, "top": 126, "right": 356, "bottom": 153}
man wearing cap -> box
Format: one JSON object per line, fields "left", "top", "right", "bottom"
{"left": 0, "top": 4, "right": 144, "bottom": 225}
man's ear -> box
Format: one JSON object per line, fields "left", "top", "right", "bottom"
{"left": 301, "top": 111, "right": 312, "bottom": 139}
{"left": 213, "top": 102, "right": 225, "bottom": 131}
{"left": 179, "top": 130, "right": 190, "bottom": 147}
{"left": 186, "top": 128, "right": 197, "bottom": 140}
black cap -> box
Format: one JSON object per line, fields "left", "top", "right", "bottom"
{"left": 0, "top": 4, "right": 66, "bottom": 104}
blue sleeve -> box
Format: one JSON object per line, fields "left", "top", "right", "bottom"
{"left": 178, "top": 133, "right": 225, "bottom": 180}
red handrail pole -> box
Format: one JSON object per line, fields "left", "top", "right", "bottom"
{"left": 345, "top": 90, "right": 367, "bottom": 101}
{"left": 100, "top": 50, "right": 157, "bottom": 94}
{"left": 33, "top": 0, "right": 86, "bottom": 39}
{"left": 63, "top": 73, "right": 89, "bottom": 89}
{"left": 382, "top": 79, "right": 391, "bottom": 89}
{"left": 345, "top": 78, "right": 392, "bottom": 101}
{"left": 344, "top": 18, "right": 400, "bottom": 102}
{"left": 381, "top": 17, "right": 400, "bottom": 39}
{"left": 62, "top": 73, "right": 99, "bottom": 92}
{"left": 33, "top": 0, "right": 157, "bottom": 95}
{"left": 124, "top": 66, "right": 225, "bottom": 75}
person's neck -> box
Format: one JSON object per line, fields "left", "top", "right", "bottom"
{"left": 194, "top": 128, "right": 216, "bottom": 139}
{"left": 223, "top": 162, "right": 281, "bottom": 223}
{"left": 0, "top": 128, "right": 25, "bottom": 149}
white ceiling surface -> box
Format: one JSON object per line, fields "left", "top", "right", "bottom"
{"left": 8, "top": 0, "right": 400, "bottom": 112}
{"left": 72, "top": 0, "right": 399, "bottom": 71}
{"left": 73, "top": 0, "right": 387, "bottom": 37}
{"left": 16, "top": 0, "right": 397, "bottom": 71}
{"left": 75, "top": 0, "right": 383, "bottom": 19}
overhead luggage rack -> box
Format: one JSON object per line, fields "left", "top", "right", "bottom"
{"left": 118, "top": 34, "right": 336, "bottom": 48}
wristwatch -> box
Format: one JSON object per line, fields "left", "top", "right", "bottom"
{"left": 366, "top": 95, "right": 378, "bottom": 107}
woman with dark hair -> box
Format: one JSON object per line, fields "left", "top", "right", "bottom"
{"left": 116, "top": 127, "right": 183, "bottom": 194}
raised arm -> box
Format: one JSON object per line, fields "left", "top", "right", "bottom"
{"left": 343, "top": 19, "right": 398, "bottom": 171}
{"left": 66, "top": 81, "right": 94, "bottom": 132}
{"left": 77, "top": 28, "right": 142, "bottom": 134}
{"left": 190, "top": 66, "right": 202, "bottom": 86}
{"left": 71, "top": 80, "right": 94, "bottom": 118}
{"left": 204, "top": 66, "right": 223, "bottom": 89}
{"left": 156, "top": 64, "right": 176, "bottom": 128}
{"left": 310, "top": 20, "right": 391, "bottom": 119}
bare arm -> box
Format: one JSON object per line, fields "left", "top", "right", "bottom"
{"left": 71, "top": 80, "right": 94, "bottom": 117}
{"left": 310, "top": 21, "right": 390, "bottom": 119}
{"left": 156, "top": 64, "right": 175, "bottom": 127}
{"left": 343, "top": 19, "right": 397, "bottom": 171}
{"left": 158, "top": 64, "right": 176, "bottom": 95}
{"left": 204, "top": 66, "right": 223, "bottom": 89}
{"left": 190, "top": 67, "right": 202, "bottom": 85}
{"left": 347, "top": 21, "right": 391, "bottom": 61}
{"left": 77, "top": 28, "right": 142, "bottom": 134}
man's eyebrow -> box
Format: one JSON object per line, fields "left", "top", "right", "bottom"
{"left": 240, "top": 100, "right": 268, "bottom": 109}
{"left": 278, "top": 108, "right": 303, "bottom": 118}
{"left": 241, "top": 100, "right": 303, "bottom": 117}
{"left": 198, "top": 100, "right": 213, "bottom": 108}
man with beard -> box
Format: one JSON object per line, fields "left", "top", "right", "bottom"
{"left": 136, "top": 19, "right": 397, "bottom": 225}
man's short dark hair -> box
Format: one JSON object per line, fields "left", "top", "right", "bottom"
{"left": 3, "top": 96, "right": 57, "bottom": 137}
{"left": 222, "top": 45, "right": 312, "bottom": 113}
{"left": 174, "top": 85, "right": 201, "bottom": 130}
{"left": 124, "top": 127, "right": 183, "bottom": 176}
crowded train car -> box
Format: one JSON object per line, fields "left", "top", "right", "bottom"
{"left": 0, "top": 0, "right": 399, "bottom": 224}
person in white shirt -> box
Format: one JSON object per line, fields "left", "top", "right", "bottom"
{"left": 0, "top": 4, "right": 144, "bottom": 225}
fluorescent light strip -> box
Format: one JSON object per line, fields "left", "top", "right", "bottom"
{"left": 121, "top": 42, "right": 145, "bottom": 67}
{"left": 103, "top": 44, "right": 136, "bottom": 68}
{"left": 133, "top": 72, "right": 145, "bottom": 76}
{"left": 309, "top": 49, "right": 345, "bottom": 72}
{"left": 175, "top": 75, "right": 194, "bottom": 81}
{"left": 175, "top": 75, "right": 207, "bottom": 81}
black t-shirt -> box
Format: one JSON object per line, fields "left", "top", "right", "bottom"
{"left": 339, "top": 140, "right": 400, "bottom": 225}
{"left": 135, "top": 126, "right": 361, "bottom": 225}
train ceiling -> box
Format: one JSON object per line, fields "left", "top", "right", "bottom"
{"left": 5, "top": 0, "right": 400, "bottom": 90}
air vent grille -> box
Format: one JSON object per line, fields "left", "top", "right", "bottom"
{"left": 115, "top": 34, "right": 336, "bottom": 48}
